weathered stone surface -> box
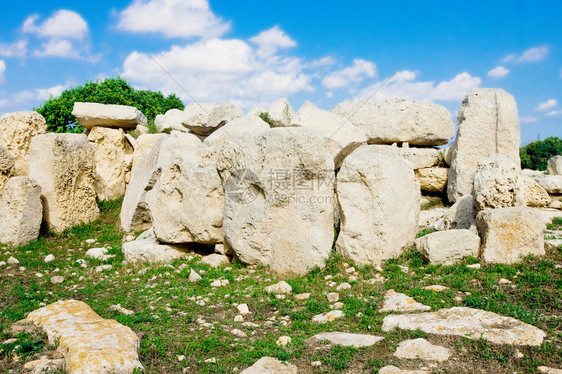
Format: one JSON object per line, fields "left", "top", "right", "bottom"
{"left": 120, "top": 132, "right": 201, "bottom": 232}
{"left": 0, "top": 143, "right": 14, "bottom": 194}
{"left": 131, "top": 134, "right": 168, "bottom": 167}
{"left": 382, "top": 307, "right": 546, "bottom": 346}
{"left": 217, "top": 127, "right": 334, "bottom": 277}
{"left": 29, "top": 134, "right": 99, "bottom": 234}
{"left": 201, "top": 253, "right": 230, "bottom": 267}
{"left": 473, "top": 154, "right": 520, "bottom": 211}
{"left": 296, "top": 101, "right": 367, "bottom": 167}
{"left": 379, "top": 366, "right": 429, "bottom": 374}
{"left": 394, "top": 338, "right": 451, "bottom": 361}
{"left": 477, "top": 207, "right": 544, "bottom": 264}
{"left": 154, "top": 108, "right": 187, "bottom": 133}
{"left": 266, "top": 98, "right": 300, "bottom": 127}
{"left": 265, "top": 281, "right": 292, "bottom": 295}
{"left": 182, "top": 102, "right": 243, "bottom": 135}
{"left": 332, "top": 99, "right": 454, "bottom": 146}
{"left": 312, "top": 310, "right": 345, "bottom": 323}
{"left": 240, "top": 356, "right": 297, "bottom": 374}
{"left": 516, "top": 175, "right": 551, "bottom": 207}
{"left": 532, "top": 175, "right": 562, "bottom": 194}
{"left": 416, "top": 230, "right": 480, "bottom": 265}
{"left": 539, "top": 366, "right": 562, "bottom": 374}
{"left": 23, "top": 357, "right": 64, "bottom": 374}
{"left": 415, "top": 167, "right": 448, "bottom": 192}
{"left": 308, "top": 332, "right": 384, "bottom": 348}
{"left": 418, "top": 208, "right": 447, "bottom": 229}
{"left": 26, "top": 300, "right": 143, "bottom": 374}
{"left": 547, "top": 155, "right": 562, "bottom": 175}
{"left": 0, "top": 177, "right": 42, "bottom": 246}
{"left": 122, "top": 237, "right": 191, "bottom": 264}
{"left": 442, "top": 195, "right": 476, "bottom": 231}
{"left": 336, "top": 146, "right": 419, "bottom": 265}
{"left": 447, "top": 88, "right": 520, "bottom": 202}
{"left": 72, "top": 102, "right": 147, "bottom": 129}
{"left": 397, "top": 147, "right": 443, "bottom": 169}
{"left": 0, "top": 111, "right": 47, "bottom": 175}
{"left": 88, "top": 126, "right": 133, "bottom": 201}
{"left": 145, "top": 149, "right": 224, "bottom": 244}
{"left": 380, "top": 289, "right": 431, "bottom": 313}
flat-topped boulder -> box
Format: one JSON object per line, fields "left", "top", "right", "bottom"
{"left": 72, "top": 102, "right": 147, "bottom": 129}
{"left": 308, "top": 332, "right": 384, "bottom": 348}
{"left": 331, "top": 99, "right": 454, "bottom": 146}
{"left": 26, "top": 300, "right": 143, "bottom": 374}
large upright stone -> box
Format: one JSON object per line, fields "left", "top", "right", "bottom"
{"left": 0, "top": 177, "right": 42, "bottom": 246}
{"left": 447, "top": 88, "right": 520, "bottom": 202}
{"left": 120, "top": 132, "right": 201, "bottom": 232}
{"left": 217, "top": 127, "right": 334, "bottom": 277}
{"left": 266, "top": 98, "right": 300, "bottom": 127}
{"left": 473, "top": 154, "right": 520, "bottom": 212}
{"left": 547, "top": 155, "right": 562, "bottom": 175}
{"left": 72, "top": 102, "right": 147, "bottom": 129}
{"left": 154, "top": 108, "right": 187, "bottom": 133}
{"left": 88, "top": 127, "right": 133, "bottom": 201}
{"left": 29, "top": 134, "right": 99, "bottom": 234}
{"left": 131, "top": 133, "right": 168, "bottom": 167}
{"left": 477, "top": 207, "right": 544, "bottom": 264}
{"left": 331, "top": 99, "right": 454, "bottom": 146}
{"left": 0, "top": 111, "right": 47, "bottom": 175}
{"left": 182, "top": 102, "right": 243, "bottom": 136}
{"left": 336, "top": 146, "right": 420, "bottom": 265}
{"left": 0, "top": 143, "right": 14, "bottom": 194}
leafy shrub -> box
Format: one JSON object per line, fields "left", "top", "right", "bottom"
{"left": 520, "top": 136, "right": 562, "bottom": 171}
{"left": 35, "top": 77, "right": 184, "bottom": 133}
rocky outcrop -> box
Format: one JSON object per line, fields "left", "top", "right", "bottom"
{"left": 0, "top": 111, "right": 47, "bottom": 175}
{"left": 0, "top": 177, "right": 42, "bottom": 246}
{"left": 182, "top": 102, "right": 243, "bottom": 136}
{"left": 416, "top": 230, "right": 480, "bottom": 264}
{"left": 122, "top": 236, "right": 192, "bottom": 264}
{"left": 336, "top": 146, "right": 419, "bottom": 265}
{"left": 331, "top": 99, "right": 454, "bottom": 146}
{"left": 415, "top": 167, "right": 448, "bottom": 192}
{"left": 547, "top": 155, "right": 562, "bottom": 175}
{"left": 0, "top": 143, "right": 14, "bottom": 194}
{"left": 29, "top": 134, "right": 99, "bottom": 234}
{"left": 447, "top": 88, "right": 520, "bottom": 202}
{"left": 241, "top": 357, "right": 297, "bottom": 374}
{"left": 72, "top": 102, "right": 147, "bottom": 129}
{"left": 154, "top": 108, "right": 187, "bottom": 133}
{"left": 473, "top": 154, "right": 520, "bottom": 211}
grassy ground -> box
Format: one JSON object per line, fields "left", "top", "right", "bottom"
{"left": 0, "top": 200, "right": 561, "bottom": 373}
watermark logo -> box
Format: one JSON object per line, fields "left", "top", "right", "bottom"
{"left": 224, "top": 169, "right": 262, "bottom": 204}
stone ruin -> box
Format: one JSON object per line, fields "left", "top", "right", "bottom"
{"left": 0, "top": 88, "right": 560, "bottom": 273}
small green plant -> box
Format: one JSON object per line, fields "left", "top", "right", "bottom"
{"left": 259, "top": 111, "right": 274, "bottom": 126}
{"left": 416, "top": 227, "right": 436, "bottom": 238}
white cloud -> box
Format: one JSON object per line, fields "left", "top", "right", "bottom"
{"left": 545, "top": 109, "right": 562, "bottom": 118}
{"left": 35, "top": 84, "right": 66, "bottom": 100}
{"left": 321, "top": 59, "right": 376, "bottom": 89}
{"left": 34, "top": 39, "right": 76, "bottom": 58}
{"left": 122, "top": 32, "right": 312, "bottom": 109}
{"left": 488, "top": 66, "right": 510, "bottom": 78}
{"left": 304, "top": 56, "right": 336, "bottom": 69}
{"left": 117, "top": 0, "right": 230, "bottom": 39}
{"left": 535, "top": 99, "right": 557, "bottom": 112}
{"left": 519, "top": 46, "right": 548, "bottom": 63}
{"left": 519, "top": 115, "right": 538, "bottom": 124}
{"left": 501, "top": 54, "right": 516, "bottom": 63}
{"left": 0, "top": 60, "right": 5, "bottom": 84}
{"left": 0, "top": 83, "right": 71, "bottom": 111}
{"left": 0, "top": 40, "right": 27, "bottom": 58}
{"left": 23, "top": 10, "right": 88, "bottom": 40}
{"left": 356, "top": 71, "right": 481, "bottom": 102}
{"left": 249, "top": 26, "right": 296, "bottom": 57}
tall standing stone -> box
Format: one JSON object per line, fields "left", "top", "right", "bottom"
{"left": 336, "top": 146, "right": 420, "bottom": 265}
{"left": 447, "top": 88, "right": 520, "bottom": 202}
{"left": 0, "top": 111, "right": 47, "bottom": 175}
{"left": 29, "top": 134, "right": 99, "bottom": 234}
{"left": 0, "top": 177, "right": 42, "bottom": 246}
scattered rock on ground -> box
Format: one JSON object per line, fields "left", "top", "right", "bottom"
{"left": 394, "top": 338, "right": 451, "bottom": 361}
{"left": 312, "top": 310, "right": 345, "bottom": 324}
{"left": 379, "top": 289, "right": 431, "bottom": 313}
{"left": 378, "top": 366, "right": 429, "bottom": 374}
{"left": 240, "top": 356, "right": 297, "bottom": 374}
{"left": 201, "top": 253, "right": 230, "bottom": 268}
{"left": 416, "top": 230, "right": 480, "bottom": 265}
{"left": 265, "top": 281, "right": 292, "bottom": 295}
{"left": 308, "top": 332, "right": 384, "bottom": 348}
{"left": 122, "top": 237, "right": 192, "bottom": 264}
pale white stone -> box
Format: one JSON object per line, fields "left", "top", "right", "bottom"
{"left": 416, "top": 230, "right": 480, "bottom": 265}
{"left": 7, "top": 256, "right": 19, "bottom": 265}
{"left": 85, "top": 247, "right": 110, "bottom": 260}
{"left": 44, "top": 254, "right": 55, "bottom": 263}
{"left": 538, "top": 366, "right": 562, "bottom": 374}
{"left": 265, "top": 98, "right": 300, "bottom": 127}
{"left": 122, "top": 238, "right": 191, "bottom": 264}
{"left": 532, "top": 175, "right": 562, "bottom": 194}
{"left": 201, "top": 254, "right": 230, "bottom": 268}
{"left": 516, "top": 175, "right": 551, "bottom": 207}
{"left": 547, "top": 155, "right": 562, "bottom": 175}
{"left": 308, "top": 332, "right": 384, "bottom": 348}
{"left": 295, "top": 293, "right": 311, "bottom": 301}
{"left": 397, "top": 147, "right": 443, "bottom": 169}
{"left": 276, "top": 336, "right": 291, "bottom": 347}
{"left": 131, "top": 134, "right": 168, "bottom": 167}
{"left": 182, "top": 102, "right": 243, "bottom": 136}
{"left": 415, "top": 167, "right": 448, "bottom": 192}
{"left": 312, "top": 310, "right": 345, "bottom": 323}
{"left": 188, "top": 269, "right": 202, "bottom": 283}
{"left": 327, "top": 292, "right": 339, "bottom": 303}
{"left": 0, "top": 177, "right": 42, "bottom": 246}
{"left": 473, "top": 153, "right": 520, "bottom": 211}
{"left": 154, "top": 108, "right": 188, "bottom": 133}
{"left": 50, "top": 276, "right": 65, "bottom": 284}
{"left": 265, "top": 281, "right": 292, "bottom": 295}
{"left": 379, "top": 366, "right": 429, "bottom": 374}
{"left": 109, "top": 304, "right": 134, "bottom": 315}
{"left": 237, "top": 304, "right": 250, "bottom": 315}
{"left": 240, "top": 357, "right": 297, "bottom": 374}
{"left": 336, "top": 283, "right": 351, "bottom": 291}
{"left": 418, "top": 208, "right": 447, "bottom": 229}
{"left": 72, "top": 102, "right": 147, "bottom": 129}
{"left": 379, "top": 289, "right": 431, "bottom": 313}
{"left": 424, "top": 285, "right": 448, "bottom": 292}
{"left": 0, "top": 143, "right": 14, "bottom": 193}
{"left": 394, "top": 338, "right": 451, "bottom": 361}
{"left": 441, "top": 195, "right": 476, "bottom": 231}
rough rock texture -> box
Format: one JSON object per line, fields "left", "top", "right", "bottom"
{"left": 380, "top": 290, "right": 431, "bottom": 313}
{"left": 266, "top": 98, "right": 300, "bottom": 127}
{"left": 382, "top": 307, "right": 546, "bottom": 346}
{"left": 336, "top": 146, "right": 419, "bottom": 265}
{"left": 332, "top": 99, "right": 454, "bottom": 146}
{"left": 122, "top": 237, "right": 191, "bottom": 264}
{"left": 379, "top": 366, "right": 429, "bottom": 374}
{"left": 547, "top": 155, "right": 562, "bottom": 175}
{"left": 0, "top": 143, "right": 14, "bottom": 194}
{"left": 182, "top": 102, "right": 244, "bottom": 136}
{"left": 473, "top": 154, "right": 520, "bottom": 211}
{"left": 72, "top": 102, "right": 147, "bottom": 129}
{"left": 308, "top": 332, "right": 384, "bottom": 348}
{"left": 416, "top": 230, "right": 480, "bottom": 265}
{"left": 397, "top": 147, "right": 443, "bottom": 169}
{"left": 154, "top": 108, "right": 187, "bottom": 133}
{"left": 201, "top": 253, "right": 230, "bottom": 267}
{"left": 26, "top": 300, "right": 143, "bottom": 374}
{"left": 516, "top": 175, "right": 551, "bottom": 207}
{"left": 415, "top": 167, "right": 448, "bottom": 192}
{"left": 146, "top": 149, "right": 224, "bottom": 244}
{"left": 418, "top": 208, "right": 447, "bottom": 229}
{"left": 447, "top": 88, "right": 520, "bottom": 202}
{"left": 240, "top": 357, "right": 297, "bottom": 374}
{"left": 217, "top": 127, "right": 335, "bottom": 277}
{"left": 131, "top": 134, "right": 168, "bottom": 167}
{"left": 29, "top": 134, "right": 99, "bottom": 234}
{"left": 88, "top": 126, "right": 133, "bottom": 201}
{"left": 394, "top": 338, "right": 451, "bottom": 361}
{"left": 297, "top": 101, "right": 367, "bottom": 167}
{"left": 477, "top": 207, "right": 544, "bottom": 264}
{"left": 442, "top": 195, "right": 476, "bottom": 231}
{"left": 265, "top": 281, "right": 292, "bottom": 295}
{"left": 120, "top": 132, "right": 201, "bottom": 232}
{"left": 532, "top": 175, "right": 562, "bottom": 194}
{"left": 0, "top": 177, "right": 42, "bottom": 246}
{"left": 0, "top": 111, "right": 47, "bottom": 175}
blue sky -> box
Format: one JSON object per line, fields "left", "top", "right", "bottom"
{"left": 0, "top": 0, "right": 560, "bottom": 144}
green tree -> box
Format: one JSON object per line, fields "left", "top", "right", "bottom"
{"left": 35, "top": 77, "right": 184, "bottom": 133}
{"left": 520, "top": 136, "right": 562, "bottom": 170}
